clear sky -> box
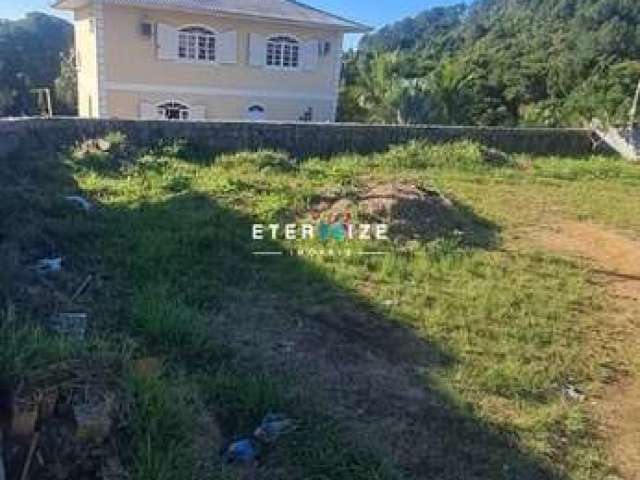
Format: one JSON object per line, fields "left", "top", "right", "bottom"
{"left": 0, "top": 0, "right": 465, "bottom": 49}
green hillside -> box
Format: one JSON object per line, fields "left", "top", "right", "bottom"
{"left": 341, "top": 0, "right": 640, "bottom": 126}
{"left": 0, "top": 12, "right": 74, "bottom": 116}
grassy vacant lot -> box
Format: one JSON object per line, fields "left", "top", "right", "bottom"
{"left": 2, "top": 136, "right": 640, "bottom": 479}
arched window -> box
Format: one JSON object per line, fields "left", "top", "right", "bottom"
{"left": 178, "top": 27, "right": 215, "bottom": 62}
{"left": 157, "top": 101, "right": 190, "bottom": 121}
{"left": 266, "top": 36, "right": 299, "bottom": 68}
{"left": 247, "top": 104, "right": 266, "bottom": 121}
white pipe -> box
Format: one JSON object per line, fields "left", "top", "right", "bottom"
{"left": 629, "top": 79, "right": 640, "bottom": 128}
{"left": 0, "top": 433, "right": 5, "bottom": 480}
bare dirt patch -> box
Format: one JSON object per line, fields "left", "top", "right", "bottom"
{"left": 530, "top": 220, "right": 640, "bottom": 479}
{"left": 308, "top": 182, "right": 491, "bottom": 244}
{"left": 531, "top": 221, "right": 640, "bottom": 300}
{"left": 212, "top": 297, "right": 437, "bottom": 472}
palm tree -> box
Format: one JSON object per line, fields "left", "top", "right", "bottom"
{"left": 350, "top": 52, "right": 406, "bottom": 123}
{"left": 347, "top": 53, "right": 475, "bottom": 125}
{"left": 425, "top": 61, "right": 476, "bottom": 124}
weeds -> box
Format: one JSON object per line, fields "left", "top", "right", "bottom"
{"left": 3, "top": 135, "right": 638, "bottom": 479}
{"left": 126, "top": 371, "right": 199, "bottom": 480}
{"left": 380, "top": 140, "right": 514, "bottom": 170}
{"left": 215, "top": 150, "right": 295, "bottom": 173}
{"left": 0, "top": 321, "right": 79, "bottom": 379}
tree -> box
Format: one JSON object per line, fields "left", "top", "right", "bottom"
{"left": 346, "top": 52, "right": 405, "bottom": 123}
{"left": 0, "top": 13, "right": 72, "bottom": 117}
{"left": 563, "top": 61, "right": 640, "bottom": 125}
{"left": 343, "top": 0, "right": 640, "bottom": 127}
{"left": 423, "top": 61, "right": 475, "bottom": 124}
{"left": 54, "top": 48, "right": 78, "bottom": 115}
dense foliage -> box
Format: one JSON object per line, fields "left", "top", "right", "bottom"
{"left": 341, "top": 0, "right": 640, "bottom": 126}
{"left": 0, "top": 12, "right": 75, "bottom": 117}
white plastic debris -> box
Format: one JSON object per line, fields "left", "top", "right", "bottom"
{"left": 48, "top": 313, "right": 88, "bottom": 339}
{"left": 35, "top": 257, "right": 62, "bottom": 274}
{"left": 253, "top": 413, "right": 296, "bottom": 444}
{"left": 0, "top": 431, "right": 5, "bottom": 480}
{"left": 0, "top": 446, "right": 5, "bottom": 480}
{"left": 563, "top": 384, "right": 586, "bottom": 402}
{"left": 64, "top": 195, "right": 93, "bottom": 212}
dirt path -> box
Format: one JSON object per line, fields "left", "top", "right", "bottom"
{"left": 212, "top": 286, "right": 554, "bottom": 477}
{"left": 529, "top": 220, "right": 640, "bottom": 480}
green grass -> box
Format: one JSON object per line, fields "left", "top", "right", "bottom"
{"left": 125, "top": 370, "right": 201, "bottom": 480}
{"left": 4, "top": 138, "right": 640, "bottom": 479}
{"left": 75, "top": 139, "right": 636, "bottom": 479}
{"left": 0, "top": 320, "right": 80, "bottom": 379}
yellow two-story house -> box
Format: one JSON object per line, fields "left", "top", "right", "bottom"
{"left": 53, "top": 0, "right": 369, "bottom": 122}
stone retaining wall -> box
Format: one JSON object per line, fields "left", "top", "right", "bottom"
{"left": 0, "top": 117, "right": 601, "bottom": 159}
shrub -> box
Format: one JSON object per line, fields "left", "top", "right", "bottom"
{"left": 215, "top": 150, "right": 295, "bottom": 173}
{"left": 381, "top": 140, "right": 514, "bottom": 170}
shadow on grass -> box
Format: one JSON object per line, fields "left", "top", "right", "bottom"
{"left": 98, "top": 187, "right": 560, "bottom": 479}
{"left": 0, "top": 144, "right": 562, "bottom": 480}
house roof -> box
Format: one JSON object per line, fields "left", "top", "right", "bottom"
{"left": 53, "top": 0, "right": 372, "bottom": 32}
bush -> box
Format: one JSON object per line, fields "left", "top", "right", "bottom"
{"left": 215, "top": 150, "right": 295, "bottom": 173}
{"left": 380, "top": 141, "right": 514, "bottom": 170}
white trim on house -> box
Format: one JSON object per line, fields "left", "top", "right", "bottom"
{"left": 157, "top": 22, "right": 179, "bottom": 60}
{"left": 140, "top": 99, "right": 191, "bottom": 119}
{"left": 156, "top": 98, "right": 194, "bottom": 110}
{"left": 265, "top": 33, "right": 301, "bottom": 70}
{"left": 301, "top": 38, "right": 319, "bottom": 72}
{"left": 248, "top": 33, "right": 267, "bottom": 67}
{"left": 217, "top": 30, "right": 238, "bottom": 64}
{"left": 53, "top": 0, "right": 372, "bottom": 33}
{"left": 245, "top": 102, "right": 267, "bottom": 120}
{"left": 94, "top": 0, "right": 108, "bottom": 117}
{"left": 176, "top": 23, "right": 216, "bottom": 32}
{"left": 157, "top": 24, "right": 239, "bottom": 66}
{"left": 330, "top": 35, "right": 343, "bottom": 121}
{"left": 177, "top": 25, "right": 217, "bottom": 63}
{"left": 141, "top": 100, "right": 207, "bottom": 120}
{"left": 105, "top": 81, "right": 335, "bottom": 101}
{"left": 156, "top": 99, "right": 193, "bottom": 120}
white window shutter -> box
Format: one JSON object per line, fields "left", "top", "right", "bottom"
{"left": 249, "top": 33, "right": 266, "bottom": 67}
{"left": 157, "top": 23, "right": 178, "bottom": 60}
{"left": 140, "top": 102, "right": 158, "bottom": 120}
{"left": 303, "top": 40, "right": 319, "bottom": 71}
{"left": 191, "top": 106, "right": 206, "bottom": 121}
{"left": 217, "top": 31, "right": 238, "bottom": 64}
